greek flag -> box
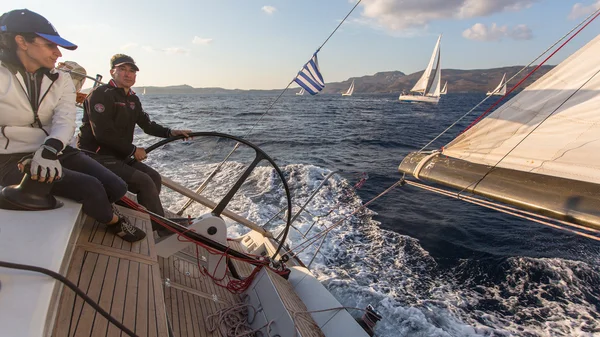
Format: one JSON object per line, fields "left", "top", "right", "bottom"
{"left": 293, "top": 52, "right": 325, "bottom": 95}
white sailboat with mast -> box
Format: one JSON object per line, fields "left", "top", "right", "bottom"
{"left": 399, "top": 35, "right": 442, "bottom": 103}
{"left": 399, "top": 33, "right": 600, "bottom": 238}
{"left": 486, "top": 73, "right": 507, "bottom": 96}
{"left": 296, "top": 88, "right": 305, "bottom": 95}
{"left": 440, "top": 81, "right": 448, "bottom": 95}
{"left": 342, "top": 79, "right": 355, "bottom": 96}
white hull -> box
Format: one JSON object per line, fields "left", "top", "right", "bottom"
{"left": 399, "top": 94, "right": 440, "bottom": 103}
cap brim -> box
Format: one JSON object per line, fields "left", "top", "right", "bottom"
{"left": 114, "top": 62, "right": 140, "bottom": 71}
{"left": 36, "top": 33, "right": 78, "bottom": 50}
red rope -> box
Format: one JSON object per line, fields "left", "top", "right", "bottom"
{"left": 118, "top": 196, "right": 289, "bottom": 293}
{"left": 461, "top": 10, "right": 600, "bottom": 134}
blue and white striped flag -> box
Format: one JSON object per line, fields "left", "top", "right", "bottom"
{"left": 293, "top": 52, "right": 325, "bottom": 95}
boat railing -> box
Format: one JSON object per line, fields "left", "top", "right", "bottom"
{"left": 263, "top": 170, "right": 340, "bottom": 266}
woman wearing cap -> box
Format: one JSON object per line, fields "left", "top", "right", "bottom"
{"left": 0, "top": 9, "right": 146, "bottom": 242}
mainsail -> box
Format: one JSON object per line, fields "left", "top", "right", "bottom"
{"left": 409, "top": 35, "right": 442, "bottom": 97}
{"left": 399, "top": 34, "right": 600, "bottom": 231}
{"left": 342, "top": 79, "right": 355, "bottom": 96}
{"left": 486, "top": 73, "right": 507, "bottom": 96}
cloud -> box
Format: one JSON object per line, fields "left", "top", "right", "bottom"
{"left": 262, "top": 5, "right": 277, "bottom": 15}
{"left": 192, "top": 36, "right": 214, "bottom": 45}
{"left": 359, "top": 0, "right": 538, "bottom": 31}
{"left": 462, "top": 22, "right": 532, "bottom": 41}
{"left": 120, "top": 43, "right": 139, "bottom": 50}
{"left": 568, "top": 1, "right": 600, "bottom": 20}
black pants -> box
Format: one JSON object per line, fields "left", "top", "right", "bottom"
{"left": 87, "top": 154, "right": 165, "bottom": 229}
{"left": 0, "top": 151, "right": 127, "bottom": 223}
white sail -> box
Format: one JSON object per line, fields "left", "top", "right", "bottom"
{"left": 427, "top": 58, "right": 442, "bottom": 97}
{"left": 410, "top": 35, "right": 442, "bottom": 94}
{"left": 444, "top": 34, "right": 600, "bottom": 185}
{"left": 342, "top": 80, "right": 355, "bottom": 96}
{"left": 142, "top": 87, "right": 146, "bottom": 95}
{"left": 486, "top": 73, "right": 507, "bottom": 96}
{"left": 296, "top": 88, "right": 305, "bottom": 95}
{"left": 440, "top": 81, "right": 447, "bottom": 95}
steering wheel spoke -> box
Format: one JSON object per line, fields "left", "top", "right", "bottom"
{"left": 144, "top": 132, "right": 292, "bottom": 260}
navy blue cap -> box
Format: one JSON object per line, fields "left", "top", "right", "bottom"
{"left": 111, "top": 54, "right": 140, "bottom": 71}
{"left": 0, "top": 9, "right": 77, "bottom": 50}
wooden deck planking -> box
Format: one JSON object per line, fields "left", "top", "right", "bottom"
{"left": 90, "top": 255, "right": 119, "bottom": 337}
{"left": 53, "top": 205, "right": 324, "bottom": 337}
{"left": 52, "top": 207, "right": 168, "bottom": 337}
{"left": 160, "top": 253, "right": 247, "bottom": 337}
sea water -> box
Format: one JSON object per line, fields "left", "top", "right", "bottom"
{"left": 122, "top": 92, "right": 599, "bottom": 337}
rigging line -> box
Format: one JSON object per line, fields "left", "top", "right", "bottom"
{"left": 457, "top": 65, "right": 600, "bottom": 196}
{"left": 178, "top": 1, "right": 364, "bottom": 213}
{"left": 244, "top": 0, "right": 364, "bottom": 138}
{"left": 285, "top": 179, "right": 404, "bottom": 259}
{"left": 417, "top": 6, "right": 600, "bottom": 152}
{"left": 405, "top": 181, "right": 600, "bottom": 242}
{"left": 407, "top": 180, "right": 599, "bottom": 234}
{"left": 462, "top": 8, "right": 600, "bottom": 133}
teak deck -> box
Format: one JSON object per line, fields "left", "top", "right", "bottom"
{"left": 51, "top": 207, "right": 244, "bottom": 337}
{"left": 51, "top": 206, "right": 325, "bottom": 337}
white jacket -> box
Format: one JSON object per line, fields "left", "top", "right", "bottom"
{"left": 0, "top": 62, "right": 77, "bottom": 154}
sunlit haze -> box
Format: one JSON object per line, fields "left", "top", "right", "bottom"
{"left": 3, "top": 0, "right": 599, "bottom": 89}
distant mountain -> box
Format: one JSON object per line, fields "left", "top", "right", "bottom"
{"left": 323, "top": 65, "right": 555, "bottom": 94}
{"left": 81, "top": 66, "right": 555, "bottom": 95}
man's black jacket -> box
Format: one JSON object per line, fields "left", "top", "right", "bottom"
{"left": 78, "top": 81, "right": 170, "bottom": 159}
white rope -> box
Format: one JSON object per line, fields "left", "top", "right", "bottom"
{"left": 418, "top": 6, "right": 600, "bottom": 153}
{"left": 206, "top": 301, "right": 268, "bottom": 337}
{"left": 405, "top": 180, "right": 600, "bottom": 242}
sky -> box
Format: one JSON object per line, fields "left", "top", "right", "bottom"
{"left": 3, "top": 0, "right": 600, "bottom": 90}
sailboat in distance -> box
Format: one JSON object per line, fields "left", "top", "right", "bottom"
{"left": 399, "top": 35, "right": 442, "bottom": 103}
{"left": 296, "top": 88, "right": 305, "bottom": 95}
{"left": 342, "top": 79, "right": 355, "bottom": 96}
{"left": 486, "top": 73, "right": 507, "bottom": 96}
{"left": 142, "top": 87, "right": 146, "bottom": 95}
{"left": 440, "top": 81, "right": 448, "bottom": 95}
